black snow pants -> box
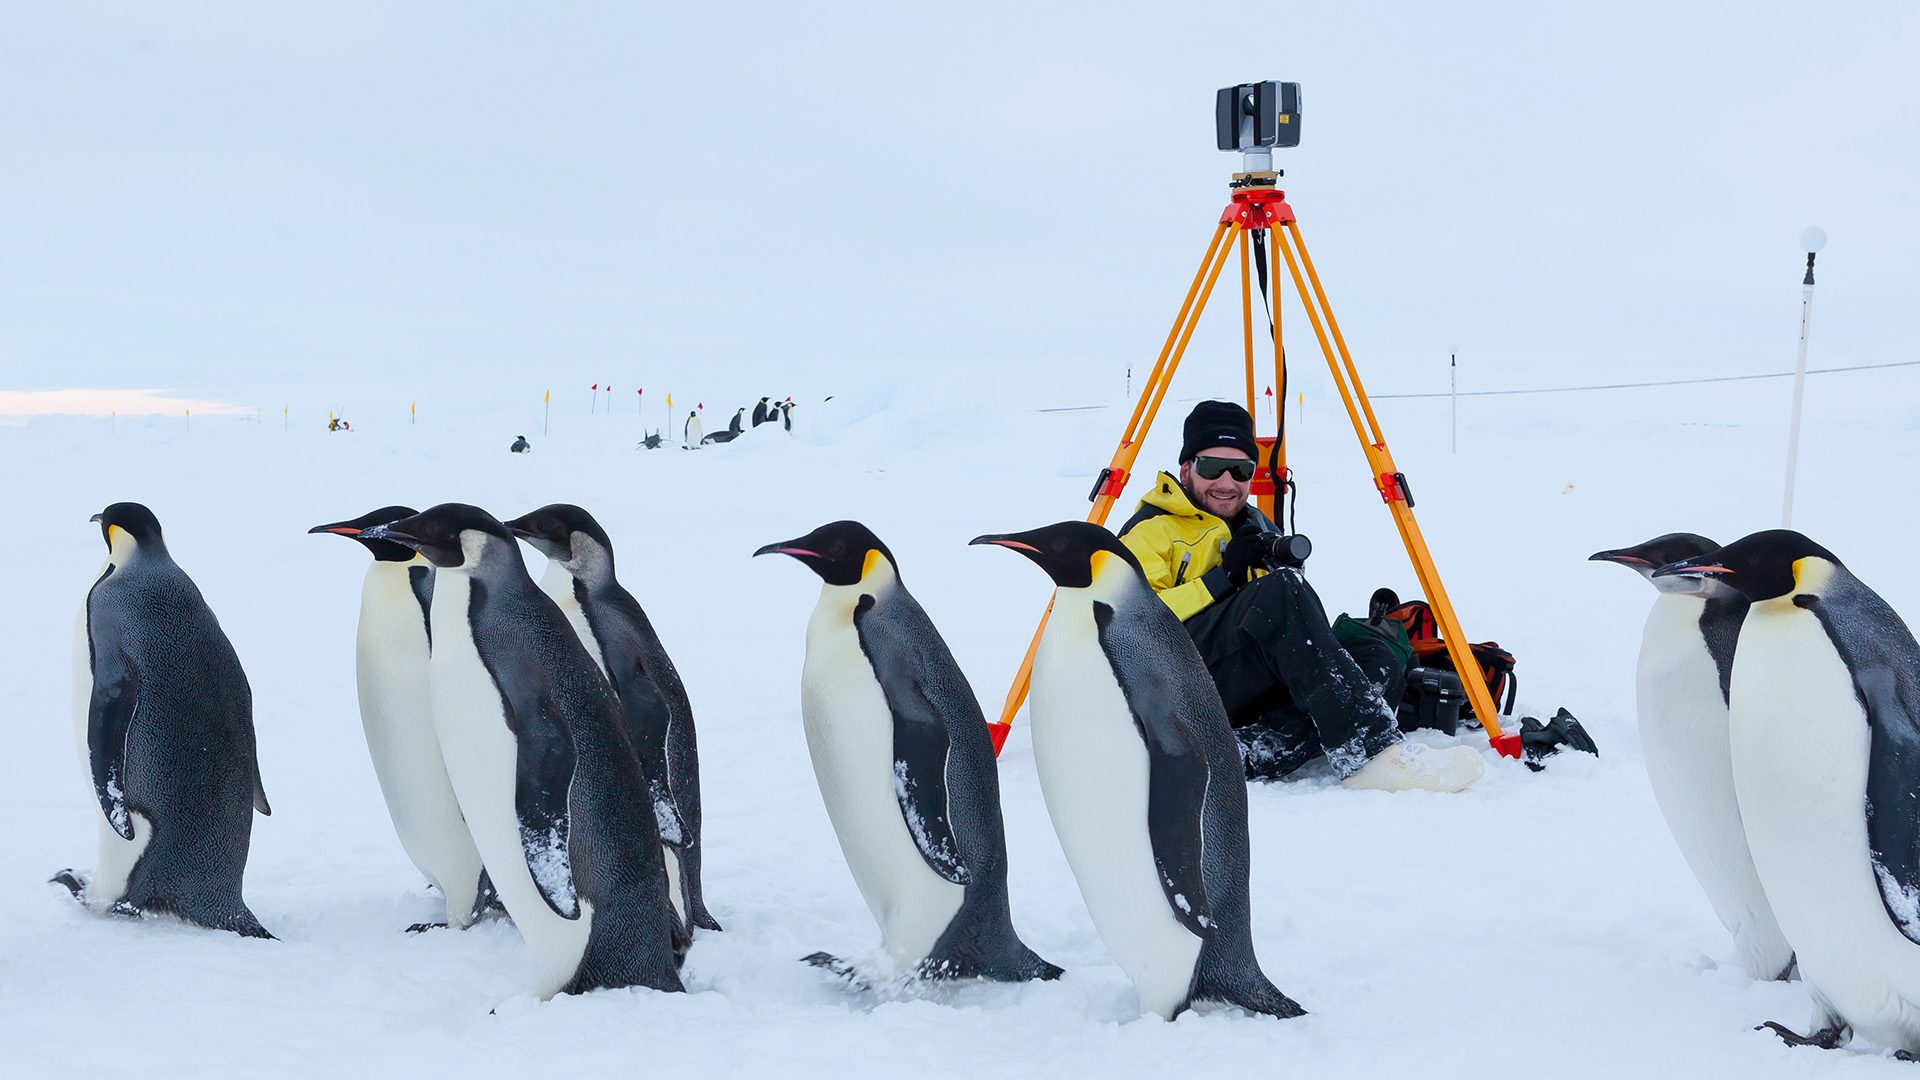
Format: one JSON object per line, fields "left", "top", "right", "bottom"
{"left": 1182, "top": 568, "right": 1404, "bottom": 781}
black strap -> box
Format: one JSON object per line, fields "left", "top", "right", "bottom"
{"left": 1248, "top": 228, "right": 1294, "bottom": 531}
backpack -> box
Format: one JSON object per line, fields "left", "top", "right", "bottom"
{"left": 1381, "top": 598, "right": 1518, "bottom": 721}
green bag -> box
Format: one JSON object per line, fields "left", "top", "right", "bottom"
{"left": 1332, "top": 611, "right": 1414, "bottom": 672}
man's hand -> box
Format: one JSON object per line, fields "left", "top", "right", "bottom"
{"left": 1220, "top": 530, "right": 1268, "bottom": 585}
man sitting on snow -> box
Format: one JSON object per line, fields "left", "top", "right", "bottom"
{"left": 1116, "top": 400, "right": 1483, "bottom": 792}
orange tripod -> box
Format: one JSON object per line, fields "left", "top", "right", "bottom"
{"left": 989, "top": 168, "right": 1524, "bottom": 760}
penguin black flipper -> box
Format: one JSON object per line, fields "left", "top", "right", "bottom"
{"left": 576, "top": 584, "right": 690, "bottom": 852}
{"left": 83, "top": 600, "right": 140, "bottom": 841}
{"left": 509, "top": 702, "right": 580, "bottom": 920}
{"left": 1093, "top": 600, "right": 1216, "bottom": 939}
{"left": 1803, "top": 574, "right": 1920, "bottom": 941}
{"left": 470, "top": 581, "right": 582, "bottom": 921}
{"left": 610, "top": 659, "right": 690, "bottom": 850}
{"left": 853, "top": 594, "right": 970, "bottom": 886}
{"left": 86, "top": 666, "right": 140, "bottom": 841}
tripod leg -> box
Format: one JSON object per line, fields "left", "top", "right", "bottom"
{"left": 1271, "top": 221, "right": 1516, "bottom": 753}
{"left": 990, "top": 222, "right": 1242, "bottom": 744}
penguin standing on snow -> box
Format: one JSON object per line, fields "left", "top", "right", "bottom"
{"left": 973, "top": 521, "right": 1302, "bottom": 1020}
{"left": 505, "top": 503, "right": 721, "bottom": 933}
{"left": 683, "top": 410, "right": 703, "bottom": 449}
{"left": 362, "top": 504, "right": 686, "bottom": 999}
{"left": 752, "top": 398, "right": 771, "bottom": 427}
{"left": 1591, "top": 534, "right": 1793, "bottom": 981}
{"left": 54, "top": 503, "right": 273, "bottom": 938}
{"left": 310, "top": 506, "right": 489, "bottom": 931}
{"left": 1659, "top": 531, "right": 1920, "bottom": 1054}
{"left": 510, "top": 436, "right": 531, "bottom": 454}
{"left": 755, "top": 520, "right": 1061, "bottom": 983}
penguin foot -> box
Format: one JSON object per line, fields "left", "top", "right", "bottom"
{"left": 803, "top": 952, "right": 874, "bottom": 992}
{"left": 406, "top": 921, "right": 449, "bottom": 934}
{"left": 1759, "top": 1021, "right": 1849, "bottom": 1050}
{"left": 48, "top": 869, "right": 87, "bottom": 901}
{"left": 1895, "top": 1049, "right": 1918, "bottom": 1063}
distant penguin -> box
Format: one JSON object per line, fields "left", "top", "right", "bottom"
{"left": 55, "top": 503, "right": 272, "bottom": 938}
{"left": 755, "top": 521, "right": 1061, "bottom": 982}
{"left": 510, "top": 436, "right": 531, "bottom": 454}
{"left": 753, "top": 398, "right": 771, "bottom": 427}
{"left": 362, "top": 504, "right": 686, "bottom": 999}
{"left": 973, "top": 522, "right": 1303, "bottom": 1019}
{"left": 684, "top": 411, "right": 703, "bottom": 449}
{"left": 311, "top": 506, "right": 489, "bottom": 931}
{"left": 1659, "top": 531, "right": 1920, "bottom": 1053}
{"left": 780, "top": 400, "right": 794, "bottom": 433}
{"left": 505, "top": 503, "right": 721, "bottom": 933}
{"left": 1592, "top": 534, "right": 1793, "bottom": 981}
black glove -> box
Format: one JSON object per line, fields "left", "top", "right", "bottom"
{"left": 1221, "top": 531, "right": 1267, "bottom": 581}
{"left": 1197, "top": 531, "right": 1269, "bottom": 600}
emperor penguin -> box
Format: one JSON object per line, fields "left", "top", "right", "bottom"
{"left": 972, "top": 521, "right": 1303, "bottom": 1020}
{"left": 504, "top": 503, "right": 722, "bottom": 933}
{"left": 684, "top": 410, "right": 703, "bottom": 449}
{"left": 362, "top": 504, "right": 686, "bottom": 999}
{"left": 310, "top": 506, "right": 489, "bottom": 930}
{"left": 1658, "top": 531, "right": 1920, "bottom": 1054}
{"left": 1591, "top": 534, "right": 1793, "bottom": 981}
{"left": 55, "top": 502, "right": 272, "bottom": 938}
{"left": 754, "top": 520, "right": 1061, "bottom": 983}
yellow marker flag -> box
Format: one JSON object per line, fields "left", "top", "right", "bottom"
{"left": 544, "top": 389, "right": 550, "bottom": 404}
{"left": 666, "top": 393, "right": 673, "bottom": 409}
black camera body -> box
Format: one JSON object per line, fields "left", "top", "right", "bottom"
{"left": 1215, "top": 81, "right": 1301, "bottom": 152}
{"left": 1254, "top": 531, "right": 1312, "bottom": 569}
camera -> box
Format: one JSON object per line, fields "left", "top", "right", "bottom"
{"left": 1253, "top": 531, "right": 1312, "bottom": 569}
{"left": 1215, "top": 81, "right": 1301, "bottom": 154}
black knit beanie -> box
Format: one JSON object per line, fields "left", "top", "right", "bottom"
{"left": 1180, "top": 400, "right": 1258, "bottom": 463}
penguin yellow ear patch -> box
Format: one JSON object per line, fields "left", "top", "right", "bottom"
{"left": 107, "top": 524, "right": 127, "bottom": 545}
{"left": 1089, "top": 549, "right": 1112, "bottom": 579}
{"left": 861, "top": 548, "right": 882, "bottom": 580}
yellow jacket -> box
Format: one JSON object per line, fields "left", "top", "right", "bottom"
{"left": 1117, "top": 471, "right": 1278, "bottom": 621}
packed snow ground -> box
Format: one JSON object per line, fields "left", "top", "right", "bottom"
{"left": 3, "top": 373, "right": 1918, "bottom": 1077}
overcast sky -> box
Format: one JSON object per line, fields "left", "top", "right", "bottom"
{"left": 2, "top": 1, "right": 1913, "bottom": 411}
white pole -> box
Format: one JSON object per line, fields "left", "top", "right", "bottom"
{"left": 1450, "top": 350, "right": 1458, "bottom": 454}
{"left": 1782, "top": 226, "right": 1826, "bottom": 527}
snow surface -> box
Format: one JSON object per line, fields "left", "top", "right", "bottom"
{"left": 4, "top": 374, "right": 1919, "bottom": 1076}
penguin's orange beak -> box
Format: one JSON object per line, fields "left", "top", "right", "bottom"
{"left": 1587, "top": 549, "right": 1650, "bottom": 565}
{"left": 971, "top": 537, "right": 1042, "bottom": 554}
{"left": 1652, "top": 561, "right": 1731, "bottom": 579}
{"left": 753, "top": 543, "right": 819, "bottom": 559}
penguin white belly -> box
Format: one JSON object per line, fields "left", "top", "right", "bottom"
{"left": 1636, "top": 596, "right": 1792, "bottom": 979}
{"left": 429, "top": 574, "right": 591, "bottom": 999}
{"left": 1731, "top": 609, "right": 1920, "bottom": 1048}
{"left": 801, "top": 606, "right": 962, "bottom": 971}
{"left": 540, "top": 563, "right": 608, "bottom": 678}
{"left": 357, "top": 566, "right": 483, "bottom": 925}
{"left": 1031, "top": 604, "right": 1203, "bottom": 1019}
{"left": 72, "top": 594, "right": 153, "bottom": 911}
{"left": 663, "top": 844, "right": 687, "bottom": 928}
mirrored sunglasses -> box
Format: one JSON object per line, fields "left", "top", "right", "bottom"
{"left": 1193, "top": 456, "right": 1256, "bottom": 482}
